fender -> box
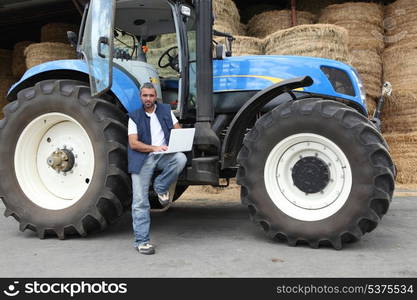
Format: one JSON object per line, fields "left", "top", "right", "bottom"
{"left": 7, "top": 60, "right": 141, "bottom": 113}
{"left": 221, "top": 76, "right": 314, "bottom": 169}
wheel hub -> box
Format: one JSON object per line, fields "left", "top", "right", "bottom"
{"left": 292, "top": 156, "right": 330, "bottom": 194}
{"left": 264, "top": 134, "right": 352, "bottom": 221}
{"left": 47, "top": 147, "right": 75, "bottom": 173}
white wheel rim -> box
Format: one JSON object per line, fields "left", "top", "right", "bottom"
{"left": 264, "top": 133, "right": 352, "bottom": 221}
{"left": 14, "top": 113, "right": 95, "bottom": 210}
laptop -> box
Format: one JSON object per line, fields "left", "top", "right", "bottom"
{"left": 153, "top": 128, "right": 195, "bottom": 154}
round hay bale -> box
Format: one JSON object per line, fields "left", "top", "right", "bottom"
{"left": 330, "top": 21, "right": 384, "bottom": 53}
{"left": 383, "top": 46, "right": 417, "bottom": 94}
{"left": 24, "top": 43, "right": 77, "bottom": 69}
{"left": 247, "top": 10, "right": 316, "bottom": 39}
{"left": 319, "top": 3, "right": 384, "bottom": 53}
{"left": 297, "top": 0, "right": 344, "bottom": 15}
{"left": 0, "top": 76, "right": 17, "bottom": 118}
{"left": 384, "top": 0, "right": 417, "bottom": 49}
{"left": 213, "top": 0, "right": 240, "bottom": 36}
{"left": 213, "top": 21, "right": 239, "bottom": 35}
{"left": 349, "top": 50, "right": 382, "bottom": 99}
{"left": 319, "top": 2, "right": 383, "bottom": 27}
{"left": 0, "top": 49, "right": 12, "bottom": 77}
{"left": 383, "top": 131, "right": 417, "bottom": 184}
{"left": 12, "top": 41, "right": 34, "bottom": 78}
{"left": 41, "top": 23, "right": 78, "bottom": 44}
{"left": 238, "top": 23, "right": 247, "bottom": 36}
{"left": 264, "top": 24, "right": 349, "bottom": 63}
{"left": 366, "top": 97, "right": 377, "bottom": 118}
{"left": 382, "top": 91, "right": 417, "bottom": 133}
{"left": 213, "top": 0, "right": 240, "bottom": 24}
{"left": 229, "top": 36, "right": 263, "bottom": 56}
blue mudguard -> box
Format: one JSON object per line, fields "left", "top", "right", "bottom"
{"left": 8, "top": 59, "right": 142, "bottom": 113}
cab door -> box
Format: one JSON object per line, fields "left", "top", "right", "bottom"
{"left": 80, "top": 0, "right": 116, "bottom": 97}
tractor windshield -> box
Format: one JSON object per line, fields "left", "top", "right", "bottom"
{"left": 81, "top": 0, "right": 195, "bottom": 115}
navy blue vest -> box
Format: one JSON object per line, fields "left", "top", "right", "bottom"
{"left": 128, "top": 104, "right": 173, "bottom": 174}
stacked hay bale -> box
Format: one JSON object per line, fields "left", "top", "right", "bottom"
{"left": 264, "top": 24, "right": 350, "bottom": 63}
{"left": 0, "top": 49, "right": 13, "bottom": 77}
{"left": 212, "top": 0, "right": 263, "bottom": 56}
{"left": 381, "top": 0, "right": 417, "bottom": 185}
{"left": 383, "top": 46, "right": 417, "bottom": 95}
{"left": 247, "top": 10, "right": 316, "bottom": 39}
{"left": 25, "top": 43, "right": 77, "bottom": 69}
{"left": 212, "top": 0, "right": 243, "bottom": 35}
{"left": 297, "top": 0, "right": 344, "bottom": 15}
{"left": 12, "top": 41, "right": 34, "bottom": 78}
{"left": 384, "top": 0, "right": 417, "bottom": 49}
{"left": 41, "top": 23, "right": 78, "bottom": 44}
{"left": 383, "top": 0, "right": 417, "bottom": 93}
{"left": 384, "top": 132, "right": 417, "bottom": 185}
{"left": 319, "top": 2, "right": 385, "bottom": 116}
{"left": 229, "top": 36, "right": 263, "bottom": 56}
{"left": 382, "top": 92, "right": 417, "bottom": 134}
{"left": 0, "top": 49, "right": 17, "bottom": 119}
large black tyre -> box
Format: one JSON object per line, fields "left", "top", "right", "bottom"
{"left": 0, "top": 80, "right": 130, "bottom": 239}
{"left": 237, "top": 99, "right": 395, "bottom": 249}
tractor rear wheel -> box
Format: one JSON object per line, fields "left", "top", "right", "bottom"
{"left": 237, "top": 99, "right": 395, "bottom": 249}
{"left": 0, "top": 80, "right": 130, "bottom": 239}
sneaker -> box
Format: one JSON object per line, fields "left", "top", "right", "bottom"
{"left": 157, "top": 191, "right": 170, "bottom": 207}
{"left": 137, "top": 243, "right": 155, "bottom": 255}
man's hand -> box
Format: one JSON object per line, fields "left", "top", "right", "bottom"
{"left": 153, "top": 145, "right": 168, "bottom": 152}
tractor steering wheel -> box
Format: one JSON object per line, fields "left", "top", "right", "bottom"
{"left": 158, "top": 46, "right": 179, "bottom": 72}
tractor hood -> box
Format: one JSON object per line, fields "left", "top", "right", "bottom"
{"left": 213, "top": 55, "right": 365, "bottom": 108}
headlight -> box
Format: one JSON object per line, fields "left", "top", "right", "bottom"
{"left": 320, "top": 66, "right": 356, "bottom": 97}
{"left": 351, "top": 69, "right": 366, "bottom": 105}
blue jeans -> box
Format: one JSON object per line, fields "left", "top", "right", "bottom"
{"left": 131, "top": 152, "right": 187, "bottom": 247}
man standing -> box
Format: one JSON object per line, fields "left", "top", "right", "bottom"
{"left": 128, "top": 82, "right": 187, "bottom": 255}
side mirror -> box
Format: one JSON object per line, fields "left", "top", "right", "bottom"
{"left": 180, "top": 5, "right": 191, "bottom": 17}
{"left": 67, "top": 31, "right": 78, "bottom": 48}
{"left": 214, "top": 43, "right": 226, "bottom": 60}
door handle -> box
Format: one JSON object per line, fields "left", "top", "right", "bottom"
{"left": 97, "top": 36, "right": 109, "bottom": 58}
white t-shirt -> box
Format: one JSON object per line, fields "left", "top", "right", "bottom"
{"left": 128, "top": 106, "right": 178, "bottom": 147}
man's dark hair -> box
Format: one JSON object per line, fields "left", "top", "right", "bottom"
{"left": 140, "top": 82, "right": 156, "bottom": 92}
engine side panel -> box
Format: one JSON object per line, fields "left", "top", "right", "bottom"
{"left": 213, "top": 55, "right": 366, "bottom": 112}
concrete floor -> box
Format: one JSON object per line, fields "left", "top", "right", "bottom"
{"left": 0, "top": 190, "right": 416, "bottom": 278}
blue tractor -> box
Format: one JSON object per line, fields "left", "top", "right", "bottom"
{"left": 0, "top": 0, "right": 394, "bottom": 249}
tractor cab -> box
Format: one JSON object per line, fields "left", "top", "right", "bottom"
{"left": 81, "top": 0, "right": 198, "bottom": 120}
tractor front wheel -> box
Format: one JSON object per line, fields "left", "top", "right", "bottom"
{"left": 237, "top": 99, "right": 395, "bottom": 249}
{"left": 0, "top": 80, "right": 130, "bottom": 238}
